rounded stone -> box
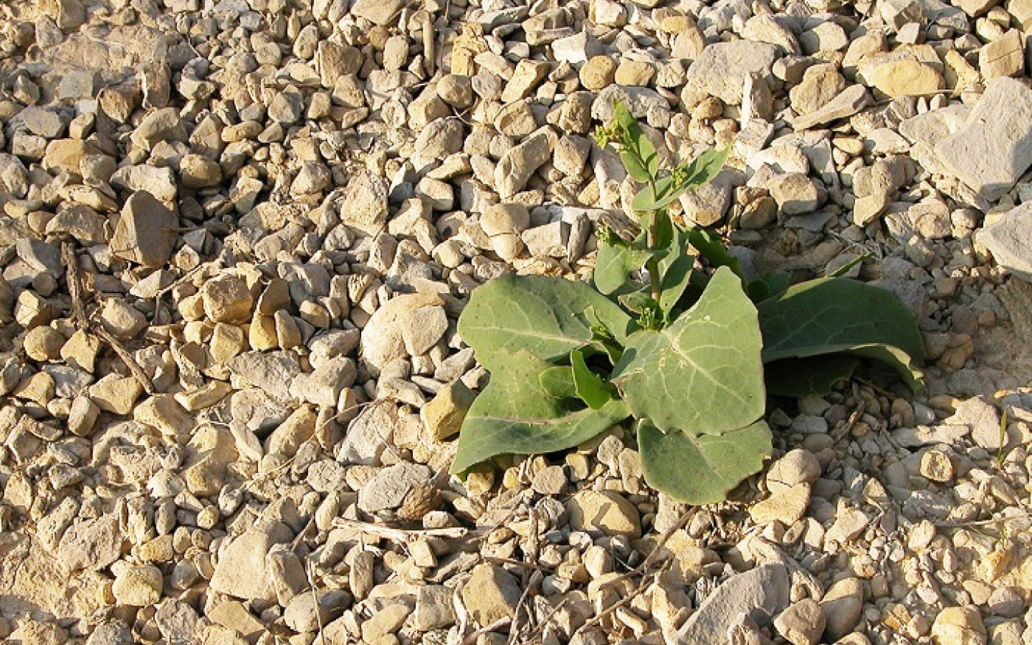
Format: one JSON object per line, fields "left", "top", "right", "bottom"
{"left": 23, "top": 326, "right": 65, "bottom": 362}
{"left": 580, "top": 56, "right": 617, "bottom": 91}
{"left": 919, "top": 449, "right": 954, "bottom": 483}
{"left": 437, "top": 74, "right": 473, "bottom": 108}
{"left": 112, "top": 565, "right": 163, "bottom": 606}
{"left": 202, "top": 274, "right": 254, "bottom": 324}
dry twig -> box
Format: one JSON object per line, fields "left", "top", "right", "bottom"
{"left": 333, "top": 518, "right": 476, "bottom": 541}
{"left": 598, "top": 507, "right": 697, "bottom": 590}
{"left": 457, "top": 616, "right": 511, "bottom": 645}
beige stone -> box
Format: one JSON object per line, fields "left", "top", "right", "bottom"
{"left": 615, "top": 60, "right": 655, "bottom": 86}
{"left": 361, "top": 603, "right": 412, "bottom": 642}
{"left": 919, "top": 449, "right": 955, "bottom": 482}
{"left": 61, "top": 329, "right": 101, "bottom": 373}
{"left": 203, "top": 274, "right": 254, "bottom": 323}
{"left": 580, "top": 56, "right": 617, "bottom": 91}
{"left": 421, "top": 380, "right": 476, "bottom": 440}
{"left": 89, "top": 375, "right": 144, "bottom": 415}
{"left": 208, "top": 602, "right": 265, "bottom": 643}
{"left": 68, "top": 395, "right": 100, "bottom": 436}
{"left": 183, "top": 425, "right": 238, "bottom": 497}
{"left": 749, "top": 483, "right": 811, "bottom": 525}
{"left": 869, "top": 60, "right": 944, "bottom": 98}
{"left": 249, "top": 314, "right": 279, "bottom": 351}
{"left": 15, "top": 291, "right": 53, "bottom": 329}
{"left": 501, "top": 60, "right": 549, "bottom": 103}
{"left": 460, "top": 564, "right": 521, "bottom": 626}
{"left": 23, "top": 326, "right": 65, "bottom": 362}
{"left": 930, "top": 606, "right": 985, "bottom": 645}
{"left": 14, "top": 372, "right": 55, "bottom": 405}
{"left": 112, "top": 565, "right": 163, "bottom": 606}
{"left": 210, "top": 322, "right": 246, "bottom": 363}
{"left": 979, "top": 29, "right": 1024, "bottom": 81}
{"left": 100, "top": 298, "right": 148, "bottom": 339}
{"left": 134, "top": 394, "right": 194, "bottom": 439}
{"left": 566, "top": 490, "right": 641, "bottom": 538}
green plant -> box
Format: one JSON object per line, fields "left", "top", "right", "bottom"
{"left": 449, "top": 102, "right": 926, "bottom": 504}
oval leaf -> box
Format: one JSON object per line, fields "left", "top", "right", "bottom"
{"left": 638, "top": 420, "right": 772, "bottom": 505}
{"left": 612, "top": 267, "right": 765, "bottom": 435}
{"left": 764, "top": 355, "right": 861, "bottom": 397}
{"left": 458, "top": 274, "right": 634, "bottom": 370}
{"left": 594, "top": 243, "right": 654, "bottom": 295}
{"left": 632, "top": 148, "right": 729, "bottom": 212}
{"left": 452, "top": 349, "right": 630, "bottom": 474}
{"left": 540, "top": 365, "right": 577, "bottom": 399}
{"left": 757, "top": 277, "right": 926, "bottom": 390}
{"left": 571, "top": 348, "right": 615, "bottom": 410}
{"left": 614, "top": 101, "right": 658, "bottom": 182}
{"left": 679, "top": 147, "right": 730, "bottom": 192}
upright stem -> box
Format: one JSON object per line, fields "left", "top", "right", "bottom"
{"left": 645, "top": 179, "right": 661, "bottom": 303}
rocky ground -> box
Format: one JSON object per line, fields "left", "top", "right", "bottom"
{"left": 4, "top": 0, "right": 1032, "bottom": 644}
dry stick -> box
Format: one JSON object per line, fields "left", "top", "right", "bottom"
{"left": 582, "top": 562, "right": 673, "bottom": 630}
{"left": 832, "top": 400, "right": 868, "bottom": 441}
{"left": 458, "top": 616, "right": 512, "bottom": 645}
{"left": 93, "top": 326, "right": 155, "bottom": 395}
{"left": 524, "top": 598, "right": 568, "bottom": 644}
{"left": 481, "top": 556, "right": 553, "bottom": 572}
{"left": 597, "top": 507, "right": 698, "bottom": 590}
{"left": 306, "top": 558, "right": 328, "bottom": 645}
{"left": 333, "top": 518, "right": 474, "bottom": 541}
{"left": 63, "top": 241, "right": 154, "bottom": 394}
{"left": 507, "top": 569, "right": 542, "bottom": 645}
{"left": 62, "top": 241, "right": 88, "bottom": 330}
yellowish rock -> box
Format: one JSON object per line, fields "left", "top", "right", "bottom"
{"left": 135, "top": 394, "right": 194, "bottom": 439}
{"left": 210, "top": 322, "right": 246, "bottom": 363}
{"left": 930, "top": 606, "right": 985, "bottom": 645}
{"left": 869, "top": 59, "right": 944, "bottom": 97}
{"left": 979, "top": 29, "right": 1024, "bottom": 82}
{"left": 420, "top": 380, "right": 475, "bottom": 441}
{"left": 249, "top": 314, "right": 279, "bottom": 351}
{"left": 749, "top": 483, "right": 811, "bottom": 525}
{"left": 566, "top": 490, "right": 641, "bottom": 538}
{"left": 89, "top": 375, "right": 144, "bottom": 415}
{"left": 14, "top": 371, "right": 56, "bottom": 405}
{"left": 61, "top": 329, "right": 102, "bottom": 373}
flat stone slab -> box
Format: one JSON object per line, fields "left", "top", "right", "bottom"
{"left": 667, "top": 564, "right": 790, "bottom": 645}
{"left": 686, "top": 40, "right": 778, "bottom": 105}
{"left": 977, "top": 201, "right": 1032, "bottom": 282}
{"left": 935, "top": 77, "right": 1032, "bottom": 201}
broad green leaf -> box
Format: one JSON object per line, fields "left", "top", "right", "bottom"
{"left": 747, "top": 272, "right": 792, "bottom": 302}
{"left": 757, "top": 277, "right": 926, "bottom": 391}
{"left": 848, "top": 344, "right": 925, "bottom": 392}
{"left": 614, "top": 101, "right": 658, "bottom": 182}
{"left": 632, "top": 175, "right": 680, "bottom": 212}
{"left": 618, "top": 289, "right": 654, "bottom": 314}
{"left": 540, "top": 365, "right": 577, "bottom": 399}
{"left": 612, "top": 267, "right": 765, "bottom": 435}
{"left": 765, "top": 356, "right": 861, "bottom": 397}
{"left": 637, "top": 420, "right": 772, "bottom": 505}
{"left": 686, "top": 228, "right": 745, "bottom": 280}
{"left": 458, "top": 274, "right": 634, "bottom": 370}
{"left": 827, "top": 252, "right": 870, "bottom": 278}
{"left": 679, "top": 147, "right": 730, "bottom": 192}
{"left": 571, "top": 348, "right": 615, "bottom": 410}
{"left": 658, "top": 255, "right": 696, "bottom": 320}
{"left": 632, "top": 148, "right": 730, "bottom": 212}
{"left": 594, "top": 243, "right": 654, "bottom": 295}
{"left": 452, "top": 349, "right": 630, "bottom": 474}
